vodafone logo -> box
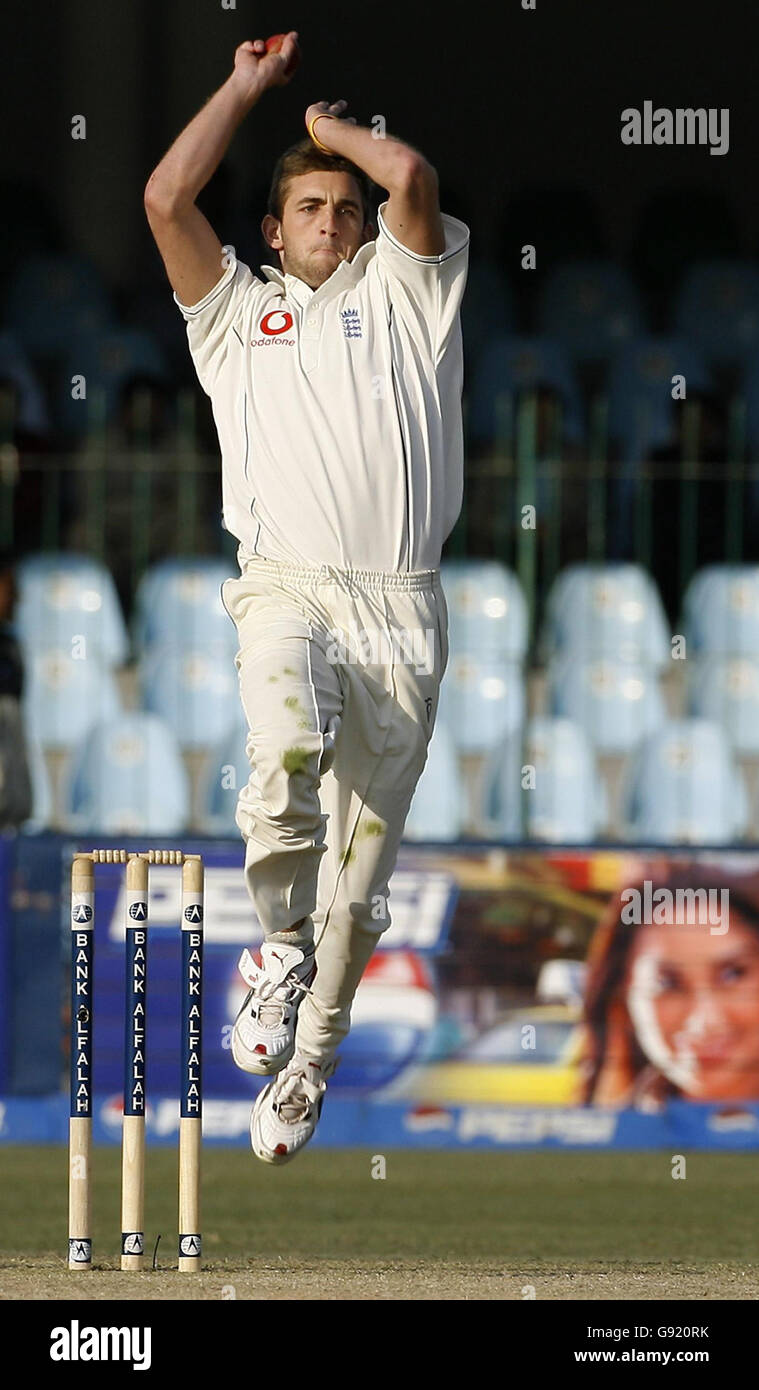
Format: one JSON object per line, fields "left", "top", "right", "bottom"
{"left": 251, "top": 308, "right": 296, "bottom": 348}
{"left": 260, "top": 310, "right": 293, "bottom": 336}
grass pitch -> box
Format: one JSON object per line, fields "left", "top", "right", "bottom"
{"left": 1, "top": 1147, "right": 758, "bottom": 1300}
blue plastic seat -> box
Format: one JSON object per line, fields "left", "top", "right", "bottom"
{"left": 460, "top": 259, "right": 515, "bottom": 370}
{"left": 57, "top": 327, "right": 168, "bottom": 436}
{"left": 403, "top": 718, "right": 463, "bottom": 841}
{"left": 21, "top": 737, "right": 54, "bottom": 832}
{"left": 0, "top": 331, "right": 50, "bottom": 435}
{"left": 441, "top": 559, "right": 528, "bottom": 661}
{"left": 481, "top": 730, "right": 524, "bottom": 839}
{"left": 548, "top": 656, "right": 665, "bottom": 754}
{"left": 623, "top": 719, "right": 748, "bottom": 844}
{"left": 139, "top": 644, "right": 240, "bottom": 752}
{"left": 197, "top": 720, "right": 249, "bottom": 836}
{"left": 607, "top": 336, "right": 713, "bottom": 462}
{"left": 438, "top": 654, "right": 525, "bottom": 754}
{"left": 22, "top": 647, "right": 122, "bottom": 751}
{"left": 4, "top": 252, "right": 112, "bottom": 358}
{"left": 682, "top": 565, "right": 759, "bottom": 657}
{"left": 133, "top": 556, "right": 237, "bottom": 656}
{"left": 15, "top": 551, "right": 129, "bottom": 668}
{"left": 483, "top": 718, "right": 606, "bottom": 842}
{"left": 543, "top": 563, "right": 670, "bottom": 666}
{"left": 689, "top": 657, "right": 759, "bottom": 754}
{"left": 523, "top": 717, "right": 605, "bottom": 842}
{"left": 537, "top": 260, "right": 644, "bottom": 366}
{"left": 62, "top": 712, "right": 190, "bottom": 835}
{"left": 674, "top": 260, "right": 759, "bottom": 369}
{"left": 741, "top": 351, "right": 759, "bottom": 450}
{"left": 468, "top": 334, "right": 585, "bottom": 448}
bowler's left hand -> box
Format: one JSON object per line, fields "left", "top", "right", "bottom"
{"left": 305, "top": 99, "right": 357, "bottom": 136}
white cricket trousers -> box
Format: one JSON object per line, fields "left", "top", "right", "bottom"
{"left": 221, "top": 557, "right": 449, "bottom": 1065}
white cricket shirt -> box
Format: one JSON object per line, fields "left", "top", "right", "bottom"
{"left": 174, "top": 200, "right": 469, "bottom": 572}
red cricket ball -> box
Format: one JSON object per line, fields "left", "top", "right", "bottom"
{"left": 264, "top": 33, "right": 300, "bottom": 77}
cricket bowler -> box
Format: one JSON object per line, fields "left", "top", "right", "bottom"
{"left": 144, "top": 31, "right": 469, "bottom": 1162}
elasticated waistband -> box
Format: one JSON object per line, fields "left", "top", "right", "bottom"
{"left": 240, "top": 558, "right": 442, "bottom": 593}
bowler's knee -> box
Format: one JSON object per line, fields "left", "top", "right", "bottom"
{"left": 236, "top": 739, "right": 324, "bottom": 835}
{"left": 255, "top": 735, "right": 321, "bottom": 809}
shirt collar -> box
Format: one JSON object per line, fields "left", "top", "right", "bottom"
{"left": 260, "top": 239, "right": 375, "bottom": 307}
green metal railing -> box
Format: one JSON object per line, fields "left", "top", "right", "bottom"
{"left": 0, "top": 386, "right": 238, "bottom": 611}
{"left": 445, "top": 389, "right": 759, "bottom": 638}
{"left": 2, "top": 385, "right": 758, "bottom": 628}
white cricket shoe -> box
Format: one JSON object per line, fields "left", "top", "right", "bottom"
{"left": 250, "top": 1054, "right": 337, "bottom": 1164}
{"left": 231, "top": 940, "right": 316, "bottom": 1076}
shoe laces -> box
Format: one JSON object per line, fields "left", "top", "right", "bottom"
{"left": 273, "top": 1057, "right": 336, "bottom": 1123}
{"left": 238, "top": 947, "right": 314, "bottom": 1027}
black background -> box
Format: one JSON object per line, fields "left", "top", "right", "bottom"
{"left": 2, "top": 0, "right": 756, "bottom": 288}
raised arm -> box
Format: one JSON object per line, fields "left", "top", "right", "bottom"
{"left": 303, "top": 99, "right": 445, "bottom": 256}
{"left": 144, "top": 34, "right": 300, "bottom": 306}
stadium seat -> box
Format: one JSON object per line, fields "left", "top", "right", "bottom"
{"left": 548, "top": 656, "right": 666, "bottom": 754}
{"left": 536, "top": 260, "right": 644, "bottom": 367}
{"left": 607, "top": 336, "right": 713, "bottom": 462}
{"left": 138, "top": 644, "right": 241, "bottom": 752}
{"left": 460, "top": 259, "right": 515, "bottom": 371}
{"left": 622, "top": 719, "right": 749, "bottom": 844}
{"left": 133, "top": 556, "right": 237, "bottom": 656}
{"left": 673, "top": 260, "right": 759, "bottom": 370}
{"left": 440, "top": 559, "right": 528, "bottom": 661}
{"left": 542, "top": 563, "right": 670, "bottom": 666}
{"left": 467, "top": 334, "right": 585, "bottom": 449}
{"left": 688, "top": 657, "right": 759, "bottom": 754}
{"left": 438, "top": 654, "right": 525, "bottom": 754}
{"left": 57, "top": 327, "right": 168, "bottom": 436}
{"left": 22, "top": 647, "right": 122, "bottom": 751}
{"left": 0, "top": 331, "right": 50, "bottom": 436}
{"left": 484, "top": 719, "right": 606, "bottom": 843}
{"left": 403, "top": 718, "right": 464, "bottom": 841}
{"left": 3, "top": 251, "right": 112, "bottom": 358}
{"left": 122, "top": 282, "right": 199, "bottom": 385}
{"left": 197, "top": 720, "right": 249, "bottom": 836}
{"left": 682, "top": 565, "right": 759, "bottom": 657}
{"left": 21, "top": 737, "right": 54, "bottom": 832}
{"left": 741, "top": 350, "right": 759, "bottom": 452}
{"left": 523, "top": 717, "right": 605, "bottom": 842}
{"left": 61, "top": 712, "right": 190, "bottom": 835}
{"left": 481, "top": 729, "right": 524, "bottom": 839}
{"left": 15, "top": 551, "right": 130, "bottom": 668}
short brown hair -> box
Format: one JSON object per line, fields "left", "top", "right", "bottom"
{"left": 267, "top": 137, "right": 376, "bottom": 226}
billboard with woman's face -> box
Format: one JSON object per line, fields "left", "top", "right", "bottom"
{"left": 398, "top": 850, "right": 759, "bottom": 1126}
{"left": 578, "top": 869, "right": 759, "bottom": 1108}
{"left": 5, "top": 840, "right": 759, "bottom": 1149}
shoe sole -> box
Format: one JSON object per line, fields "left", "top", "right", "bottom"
{"left": 249, "top": 1083, "right": 326, "bottom": 1166}
{"left": 250, "top": 1084, "right": 296, "bottom": 1165}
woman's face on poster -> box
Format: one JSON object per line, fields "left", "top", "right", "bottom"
{"left": 624, "top": 915, "right": 759, "bottom": 1100}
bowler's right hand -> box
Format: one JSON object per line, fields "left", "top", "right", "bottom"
{"left": 231, "top": 33, "right": 300, "bottom": 102}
